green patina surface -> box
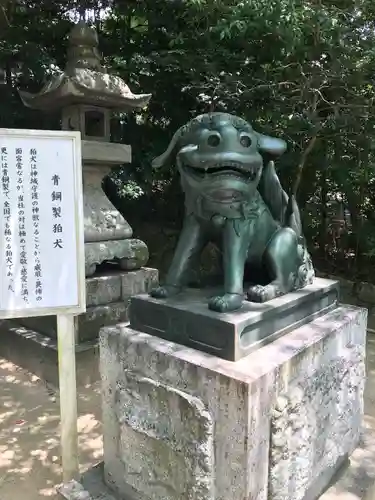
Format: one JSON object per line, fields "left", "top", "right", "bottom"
{"left": 150, "top": 112, "right": 314, "bottom": 312}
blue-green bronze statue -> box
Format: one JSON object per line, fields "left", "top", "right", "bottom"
{"left": 150, "top": 112, "right": 314, "bottom": 312}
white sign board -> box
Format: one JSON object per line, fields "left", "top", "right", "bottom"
{"left": 0, "top": 128, "right": 85, "bottom": 482}
{"left": 0, "top": 129, "right": 85, "bottom": 319}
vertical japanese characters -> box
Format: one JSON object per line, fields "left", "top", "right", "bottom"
{"left": 16, "top": 147, "right": 30, "bottom": 304}
{"left": 30, "top": 148, "right": 43, "bottom": 302}
{"left": 51, "top": 174, "right": 63, "bottom": 249}
{"left": 1, "top": 146, "right": 14, "bottom": 293}
{"left": 0, "top": 133, "right": 81, "bottom": 313}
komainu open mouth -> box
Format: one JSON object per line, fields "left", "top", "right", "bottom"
{"left": 182, "top": 161, "right": 257, "bottom": 180}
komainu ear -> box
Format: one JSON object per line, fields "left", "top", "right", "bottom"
{"left": 257, "top": 134, "right": 287, "bottom": 156}
{"left": 152, "top": 124, "right": 187, "bottom": 169}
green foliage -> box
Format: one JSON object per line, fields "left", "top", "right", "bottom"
{"left": 2, "top": 0, "right": 375, "bottom": 278}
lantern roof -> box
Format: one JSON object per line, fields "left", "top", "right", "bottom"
{"left": 19, "top": 21, "right": 151, "bottom": 112}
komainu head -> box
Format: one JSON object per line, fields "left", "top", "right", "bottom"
{"left": 152, "top": 112, "right": 287, "bottom": 203}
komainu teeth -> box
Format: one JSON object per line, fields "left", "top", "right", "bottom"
{"left": 183, "top": 161, "right": 257, "bottom": 179}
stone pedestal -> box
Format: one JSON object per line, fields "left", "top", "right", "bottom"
{"left": 100, "top": 304, "right": 367, "bottom": 500}
{"left": 81, "top": 141, "right": 149, "bottom": 277}
{"left": 130, "top": 278, "right": 339, "bottom": 361}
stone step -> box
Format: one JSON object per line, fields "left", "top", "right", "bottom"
{"left": 16, "top": 267, "right": 158, "bottom": 343}
{"left": 17, "top": 301, "right": 129, "bottom": 343}
{"left": 0, "top": 320, "right": 99, "bottom": 387}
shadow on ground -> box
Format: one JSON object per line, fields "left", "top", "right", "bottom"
{"left": 0, "top": 358, "right": 102, "bottom": 500}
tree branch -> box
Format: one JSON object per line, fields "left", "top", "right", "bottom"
{"left": 292, "top": 134, "right": 318, "bottom": 197}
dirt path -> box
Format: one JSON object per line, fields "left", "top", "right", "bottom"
{"left": 0, "top": 359, "right": 102, "bottom": 500}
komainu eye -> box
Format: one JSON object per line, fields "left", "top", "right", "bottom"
{"left": 240, "top": 135, "right": 252, "bottom": 148}
{"left": 207, "top": 134, "right": 221, "bottom": 147}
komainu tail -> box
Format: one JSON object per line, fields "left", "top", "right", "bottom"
{"left": 258, "top": 161, "right": 302, "bottom": 237}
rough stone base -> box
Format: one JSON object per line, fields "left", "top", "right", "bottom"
{"left": 99, "top": 305, "right": 367, "bottom": 500}
{"left": 0, "top": 268, "right": 158, "bottom": 387}
{"left": 57, "top": 423, "right": 375, "bottom": 500}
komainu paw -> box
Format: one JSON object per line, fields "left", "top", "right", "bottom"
{"left": 150, "top": 285, "right": 181, "bottom": 299}
{"left": 247, "top": 283, "right": 282, "bottom": 303}
{"left": 208, "top": 293, "right": 243, "bottom": 313}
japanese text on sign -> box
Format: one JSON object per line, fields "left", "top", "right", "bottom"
{"left": 0, "top": 130, "right": 85, "bottom": 317}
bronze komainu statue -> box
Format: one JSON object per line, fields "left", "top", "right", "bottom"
{"left": 150, "top": 112, "right": 314, "bottom": 313}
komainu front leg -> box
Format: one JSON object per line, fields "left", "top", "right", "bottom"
{"left": 209, "top": 218, "right": 250, "bottom": 313}
{"left": 247, "top": 227, "right": 300, "bottom": 303}
{"left": 150, "top": 214, "right": 207, "bottom": 299}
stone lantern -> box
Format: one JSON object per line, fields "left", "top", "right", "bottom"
{"left": 10, "top": 21, "right": 158, "bottom": 379}
{"left": 19, "top": 20, "right": 152, "bottom": 277}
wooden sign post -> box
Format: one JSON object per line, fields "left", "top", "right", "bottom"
{"left": 0, "top": 129, "right": 85, "bottom": 482}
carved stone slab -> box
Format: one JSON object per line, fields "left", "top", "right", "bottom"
{"left": 112, "top": 373, "right": 214, "bottom": 500}
{"left": 129, "top": 277, "right": 339, "bottom": 361}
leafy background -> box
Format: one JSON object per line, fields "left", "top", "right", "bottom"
{"left": 1, "top": 0, "right": 375, "bottom": 280}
